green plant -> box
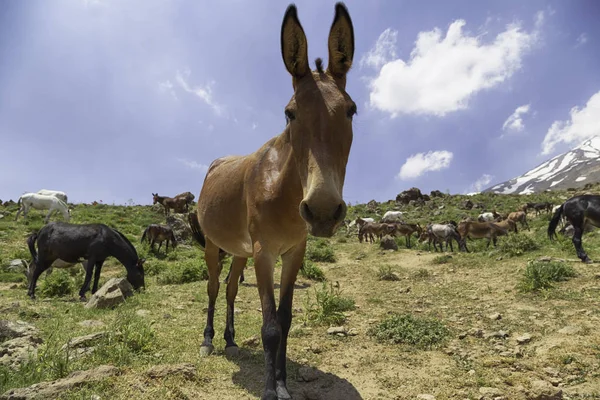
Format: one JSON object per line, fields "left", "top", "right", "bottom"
{"left": 157, "top": 260, "right": 208, "bottom": 285}
{"left": 304, "top": 282, "right": 355, "bottom": 326}
{"left": 39, "top": 270, "right": 75, "bottom": 298}
{"left": 368, "top": 313, "right": 451, "bottom": 350}
{"left": 500, "top": 233, "right": 540, "bottom": 257}
{"left": 518, "top": 261, "right": 577, "bottom": 292}
{"left": 305, "top": 239, "right": 337, "bottom": 263}
{"left": 376, "top": 265, "right": 400, "bottom": 281}
{"left": 431, "top": 255, "right": 452, "bottom": 265}
{"left": 299, "top": 260, "right": 326, "bottom": 281}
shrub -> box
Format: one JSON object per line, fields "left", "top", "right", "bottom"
{"left": 500, "top": 233, "right": 540, "bottom": 257}
{"left": 368, "top": 313, "right": 451, "bottom": 350}
{"left": 39, "top": 270, "right": 75, "bottom": 298}
{"left": 0, "top": 272, "right": 26, "bottom": 283}
{"left": 144, "top": 260, "right": 168, "bottom": 277}
{"left": 518, "top": 261, "right": 577, "bottom": 292}
{"left": 376, "top": 265, "right": 400, "bottom": 281}
{"left": 431, "top": 255, "right": 452, "bottom": 265}
{"left": 157, "top": 260, "right": 208, "bottom": 285}
{"left": 306, "top": 239, "right": 337, "bottom": 263}
{"left": 299, "top": 260, "right": 326, "bottom": 281}
{"left": 304, "top": 282, "right": 355, "bottom": 326}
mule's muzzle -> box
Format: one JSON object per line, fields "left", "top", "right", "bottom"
{"left": 299, "top": 199, "right": 347, "bottom": 237}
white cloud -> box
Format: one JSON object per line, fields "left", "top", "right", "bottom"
{"left": 252, "top": 122, "right": 258, "bottom": 130}
{"left": 541, "top": 91, "right": 600, "bottom": 155}
{"left": 174, "top": 69, "right": 224, "bottom": 116}
{"left": 466, "top": 173, "right": 494, "bottom": 193}
{"left": 360, "top": 28, "right": 398, "bottom": 70}
{"left": 177, "top": 158, "right": 209, "bottom": 173}
{"left": 502, "top": 103, "right": 531, "bottom": 132}
{"left": 575, "top": 33, "right": 588, "bottom": 47}
{"left": 365, "top": 14, "right": 542, "bottom": 117}
{"left": 158, "top": 80, "right": 178, "bottom": 100}
{"left": 397, "top": 150, "right": 453, "bottom": 180}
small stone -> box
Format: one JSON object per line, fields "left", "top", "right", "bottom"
{"left": 468, "top": 369, "right": 476, "bottom": 376}
{"left": 458, "top": 332, "right": 468, "bottom": 339}
{"left": 557, "top": 325, "right": 581, "bottom": 335}
{"left": 242, "top": 335, "right": 260, "bottom": 347}
{"left": 417, "top": 395, "right": 436, "bottom": 400}
{"left": 516, "top": 333, "right": 532, "bottom": 344}
{"left": 326, "top": 326, "right": 347, "bottom": 335}
{"left": 61, "top": 332, "right": 107, "bottom": 351}
{"left": 297, "top": 366, "right": 319, "bottom": 382}
{"left": 347, "top": 328, "right": 358, "bottom": 336}
{"left": 135, "top": 309, "right": 150, "bottom": 317}
{"left": 469, "top": 328, "right": 484, "bottom": 338}
{"left": 528, "top": 379, "right": 563, "bottom": 400}
{"left": 488, "top": 313, "right": 502, "bottom": 321}
{"left": 145, "top": 363, "right": 196, "bottom": 380}
{"left": 479, "top": 387, "right": 503, "bottom": 397}
{"left": 544, "top": 367, "right": 559, "bottom": 377}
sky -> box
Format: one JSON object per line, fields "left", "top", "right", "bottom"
{"left": 1, "top": 0, "right": 599, "bottom": 205}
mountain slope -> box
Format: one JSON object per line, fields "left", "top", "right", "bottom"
{"left": 484, "top": 136, "right": 600, "bottom": 194}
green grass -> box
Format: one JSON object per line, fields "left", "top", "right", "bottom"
{"left": 431, "top": 255, "right": 453, "bottom": 265}
{"left": 518, "top": 260, "right": 578, "bottom": 293}
{"left": 368, "top": 313, "right": 451, "bottom": 350}
{"left": 303, "top": 282, "right": 356, "bottom": 326}
{"left": 376, "top": 265, "right": 400, "bottom": 281}
{"left": 299, "top": 259, "right": 326, "bottom": 281}
{"left": 499, "top": 233, "right": 540, "bottom": 257}
{"left": 305, "top": 238, "right": 337, "bottom": 263}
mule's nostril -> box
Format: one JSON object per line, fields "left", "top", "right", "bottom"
{"left": 301, "top": 201, "right": 314, "bottom": 221}
{"left": 333, "top": 203, "right": 344, "bottom": 221}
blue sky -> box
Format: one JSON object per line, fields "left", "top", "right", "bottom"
{"left": 1, "top": 0, "right": 599, "bottom": 205}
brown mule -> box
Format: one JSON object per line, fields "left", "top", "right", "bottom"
{"left": 191, "top": 4, "right": 356, "bottom": 399}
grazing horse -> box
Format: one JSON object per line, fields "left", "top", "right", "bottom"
{"left": 37, "top": 189, "right": 68, "bottom": 204}
{"left": 477, "top": 211, "right": 502, "bottom": 223}
{"left": 428, "top": 223, "right": 460, "bottom": 252}
{"left": 381, "top": 210, "right": 404, "bottom": 223}
{"left": 507, "top": 211, "right": 529, "bottom": 230}
{"left": 15, "top": 193, "right": 71, "bottom": 223}
{"left": 152, "top": 193, "right": 187, "bottom": 215}
{"left": 457, "top": 221, "right": 507, "bottom": 252}
{"left": 26, "top": 222, "right": 145, "bottom": 300}
{"left": 548, "top": 194, "right": 600, "bottom": 263}
{"left": 174, "top": 191, "right": 195, "bottom": 212}
{"left": 190, "top": 4, "right": 356, "bottom": 399}
{"left": 530, "top": 201, "right": 553, "bottom": 216}
{"left": 390, "top": 222, "right": 422, "bottom": 248}
{"left": 13, "top": 258, "right": 85, "bottom": 285}
{"left": 494, "top": 218, "right": 517, "bottom": 234}
{"left": 141, "top": 224, "right": 177, "bottom": 253}
{"left": 358, "top": 222, "right": 391, "bottom": 243}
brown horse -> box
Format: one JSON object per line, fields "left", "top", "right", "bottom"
{"left": 141, "top": 224, "right": 177, "bottom": 253}
{"left": 391, "top": 222, "right": 422, "bottom": 248}
{"left": 508, "top": 210, "right": 529, "bottom": 230}
{"left": 358, "top": 222, "right": 392, "bottom": 243}
{"left": 152, "top": 193, "right": 187, "bottom": 215}
{"left": 174, "top": 191, "right": 195, "bottom": 212}
{"left": 190, "top": 4, "right": 356, "bottom": 399}
{"left": 494, "top": 218, "right": 518, "bottom": 234}
{"left": 457, "top": 221, "right": 507, "bottom": 252}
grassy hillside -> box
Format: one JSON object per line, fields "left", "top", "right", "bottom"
{"left": 1, "top": 187, "right": 599, "bottom": 399}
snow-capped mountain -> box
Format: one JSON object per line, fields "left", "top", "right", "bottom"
{"left": 484, "top": 136, "right": 600, "bottom": 195}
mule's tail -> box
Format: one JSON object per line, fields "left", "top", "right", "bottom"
{"left": 141, "top": 227, "right": 149, "bottom": 243}
{"left": 188, "top": 212, "right": 206, "bottom": 249}
{"left": 548, "top": 204, "right": 564, "bottom": 241}
{"left": 27, "top": 232, "right": 39, "bottom": 264}
{"left": 17, "top": 196, "right": 22, "bottom": 207}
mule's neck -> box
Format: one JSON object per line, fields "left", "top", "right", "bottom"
{"left": 109, "top": 236, "right": 138, "bottom": 268}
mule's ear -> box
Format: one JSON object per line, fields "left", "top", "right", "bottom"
{"left": 281, "top": 4, "right": 310, "bottom": 79}
{"left": 327, "top": 2, "right": 355, "bottom": 80}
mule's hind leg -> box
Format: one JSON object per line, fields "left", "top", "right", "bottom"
{"left": 91, "top": 260, "right": 106, "bottom": 294}
{"left": 572, "top": 224, "right": 591, "bottom": 263}
{"left": 223, "top": 256, "right": 248, "bottom": 357}
{"left": 200, "top": 238, "right": 224, "bottom": 356}
{"left": 27, "top": 259, "right": 53, "bottom": 300}
{"left": 79, "top": 257, "right": 97, "bottom": 301}
{"left": 274, "top": 240, "right": 306, "bottom": 400}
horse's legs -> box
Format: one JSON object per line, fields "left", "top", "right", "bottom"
{"left": 571, "top": 223, "right": 591, "bottom": 263}
{"left": 492, "top": 236, "right": 498, "bottom": 247}
{"left": 253, "top": 243, "right": 280, "bottom": 400}
{"left": 27, "top": 259, "right": 53, "bottom": 299}
{"left": 200, "top": 238, "right": 223, "bottom": 356}
{"left": 274, "top": 241, "right": 306, "bottom": 400}
{"left": 91, "top": 260, "right": 105, "bottom": 294}
{"left": 150, "top": 238, "right": 156, "bottom": 252}
{"left": 79, "top": 257, "right": 97, "bottom": 300}
{"left": 223, "top": 256, "right": 247, "bottom": 353}
{"left": 157, "top": 241, "right": 163, "bottom": 253}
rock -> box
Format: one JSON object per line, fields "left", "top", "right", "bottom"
{"left": 242, "top": 335, "right": 260, "bottom": 347}
{"left": 347, "top": 328, "right": 358, "bottom": 336}
{"left": 145, "top": 363, "right": 196, "bottom": 380}
{"left": 462, "top": 200, "right": 474, "bottom": 210}
{"left": 488, "top": 313, "right": 502, "bottom": 321}
{"left": 479, "top": 387, "right": 503, "bottom": 397}
{"left": 557, "top": 325, "right": 581, "bottom": 335}
{"left": 297, "top": 366, "right": 319, "bottom": 382}
{"left": 84, "top": 278, "right": 134, "bottom": 309}
{"left": 0, "top": 320, "right": 42, "bottom": 369}
{"left": 396, "top": 187, "right": 424, "bottom": 205}
{"left": 430, "top": 190, "right": 445, "bottom": 198}
{"left": 78, "top": 320, "right": 105, "bottom": 328}
{"left": 0, "top": 365, "right": 119, "bottom": 400}
{"left": 61, "top": 332, "right": 107, "bottom": 351}
{"left": 379, "top": 235, "right": 398, "bottom": 251}
{"left": 528, "top": 379, "right": 563, "bottom": 400}
{"left": 543, "top": 367, "right": 559, "bottom": 377}
{"left": 485, "top": 330, "right": 509, "bottom": 339}
{"left": 135, "top": 309, "right": 151, "bottom": 317}
{"left": 166, "top": 214, "right": 191, "bottom": 242}
{"left": 417, "top": 395, "right": 435, "bottom": 400}
{"left": 516, "top": 334, "right": 532, "bottom": 344}
{"left": 326, "top": 326, "right": 347, "bottom": 335}
{"left": 468, "top": 328, "right": 484, "bottom": 338}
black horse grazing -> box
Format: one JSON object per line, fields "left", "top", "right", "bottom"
{"left": 27, "top": 222, "right": 146, "bottom": 300}
{"left": 548, "top": 195, "right": 600, "bottom": 263}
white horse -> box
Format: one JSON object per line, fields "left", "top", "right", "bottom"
{"left": 11, "top": 259, "right": 85, "bottom": 285}
{"left": 37, "top": 189, "right": 68, "bottom": 204}
{"left": 15, "top": 193, "right": 71, "bottom": 223}
{"left": 381, "top": 210, "right": 404, "bottom": 223}
{"left": 428, "top": 223, "right": 461, "bottom": 252}
{"left": 348, "top": 217, "right": 375, "bottom": 229}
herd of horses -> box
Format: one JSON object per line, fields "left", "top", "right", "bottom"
{"left": 5, "top": 4, "right": 600, "bottom": 399}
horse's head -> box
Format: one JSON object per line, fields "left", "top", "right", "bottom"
{"left": 280, "top": 3, "right": 355, "bottom": 237}
{"left": 127, "top": 258, "right": 146, "bottom": 290}
{"left": 152, "top": 193, "right": 159, "bottom": 204}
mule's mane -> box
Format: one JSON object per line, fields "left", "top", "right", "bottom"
{"left": 111, "top": 228, "right": 138, "bottom": 259}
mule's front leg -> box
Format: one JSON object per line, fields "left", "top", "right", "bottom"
{"left": 91, "top": 260, "right": 105, "bottom": 294}
{"left": 572, "top": 227, "right": 591, "bottom": 263}
{"left": 253, "top": 247, "right": 280, "bottom": 400}
{"left": 223, "top": 256, "right": 247, "bottom": 356}
{"left": 200, "top": 239, "right": 223, "bottom": 356}
{"left": 275, "top": 242, "right": 306, "bottom": 400}
{"left": 79, "top": 258, "right": 96, "bottom": 301}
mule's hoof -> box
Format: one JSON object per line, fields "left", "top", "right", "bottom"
{"left": 79, "top": 296, "right": 87, "bottom": 302}
{"left": 276, "top": 382, "right": 292, "bottom": 400}
{"left": 584, "top": 258, "right": 593, "bottom": 264}
{"left": 224, "top": 346, "right": 240, "bottom": 358}
{"left": 199, "top": 344, "right": 214, "bottom": 357}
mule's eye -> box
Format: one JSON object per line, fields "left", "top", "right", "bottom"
{"left": 347, "top": 103, "right": 357, "bottom": 119}
{"left": 285, "top": 109, "right": 296, "bottom": 123}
